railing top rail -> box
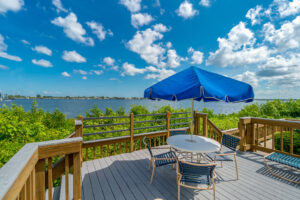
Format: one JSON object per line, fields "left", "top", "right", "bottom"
{"left": 240, "top": 117, "right": 300, "bottom": 128}
{"left": 83, "top": 116, "right": 130, "bottom": 120}
{"left": 0, "top": 137, "right": 82, "bottom": 199}
{"left": 0, "top": 144, "right": 38, "bottom": 199}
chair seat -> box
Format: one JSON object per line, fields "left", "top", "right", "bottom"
{"left": 180, "top": 173, "right": 211, "bottom": 185}
{"left": 266, "top": 152, "right": 300, "bottom": 169}
{"left": 154, "top": 151, "right": 176, "bottom": 167}
{"left": 206, "top": 151, "right": 233, "bottom": 161}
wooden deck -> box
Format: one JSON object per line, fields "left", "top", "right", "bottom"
{"left": 79, "top": 148, "right": 300, "bottom": 200}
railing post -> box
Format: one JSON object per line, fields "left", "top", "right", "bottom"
{"left": 238, "top": 118, "right": 247, "bottom": 151}
{"left": 130, "top": 113, "right": 134, "bottom": 152}
{"left": 75, "top": 116, "right": 83, "bottom": 165}
{"left": 166, "top": 111, "right": 170, "bottom": 138}
{"left": 193, "top": 110, "right": 197, "bottom": 135}
{"left": 239, "top": 117, "right": 252, "bottom": 151}
{"left": 75, "top": 115, "right": 83, "bottom": 138}
{"left": 73, "top": 152, "right": 81, "bottom": 200}
{"left": 35, "top": 159, "right": 45, "bottom": 200}
{"left": 203, "top": 113, "right": 208, "bottom": 137}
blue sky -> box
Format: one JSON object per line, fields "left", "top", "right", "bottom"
{"left": 0, "top": 0, "right": 299, "bottom": 98}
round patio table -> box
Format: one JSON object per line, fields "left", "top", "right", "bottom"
{"left": 167, "top": 135, "right": 220, "bottom": 153}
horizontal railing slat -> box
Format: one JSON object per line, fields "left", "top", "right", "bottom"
{"left": 84, "top": 122, "right": 130, "bottom": 128}
{"left": 170, "top": 117, "right": 192, "bottom": 121}
{"left": 170, "top": 122, "right": 191, "bottom": 126}
{"left": 83, "top": 116, "right": 130, "bottom": 120}
{"left": 134, "top": 119, "right": 166, "bottom": 124}
{"left": 133, "top": 125, "right": 166, "bottom": 130}
{"left": 83, "top": 129, "right": 130, "bottom": 136}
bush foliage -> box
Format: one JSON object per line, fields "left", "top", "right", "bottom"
{"left": 0, "top": 99, "right": 299, "bottom": 168}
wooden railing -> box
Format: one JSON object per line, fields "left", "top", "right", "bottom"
{"left": 0, "top": 138, "right": 82, "bottom": 200}
{"left": 238, "top": 117, "right": 300, "bottom": 157}
{"left": 75, "top": 112, "right": 192, "bottom": 161}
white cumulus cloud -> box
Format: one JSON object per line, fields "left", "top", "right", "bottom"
{"left": 32, "top": 45, "right": 52, "bottom": 56}
{"left": 176, "top": 1, "right": 198, "bottom": 19}
{"left": 0, "top": 64, "right": 9, "bottom": 70}
{"left": 145, "top": 66, "right": 175, "bottom": 80}
{"left": 167, "top": 49, "right": 182, "bottom": 68}
{"left": 121, "top": 62, "right": 146, "bottom": 76}
{"left": 62, "top": 50, "right": 86, "bottom": 63}
{"left": 73, "top": 69, "right": 87, "bottom": 75}
{"left": 235, "top": 71, "right": 258, "bottom": 87}
{"left": 61, "top": 72, "right": 71, "bottom": 77}
{"left": 52, "top": 0, "right": 67, "bottom": 13}
{"left": 206, "top": 22, "right": 270, "bottom": 67}
{"left": 199, "top": 0, "right": 210, "bottom": 7}
{"left": 246, "top": 5, "right": 263, "bottom": 25}
{"left": 0, "top": 0, "right": 24, "bottom": 14}
{"left": 0, "top": 34, "right": 22, "bottom": 61}
{"left": 86, "top": 21, "right": 113, "bottom": 41}
{"left": 32, "top": 59, "right": 53, "bottom": 68}
{"left": 131, "top": 13, "right": 154, "bottom": 28}
{"left": 276, "top": 0, "right": 300, "bottom": 18}
{"left": 263, "top": 16, "right": 300, "bottom": 51}
{"left": 119, "top": 0, "right": 141, "bottom": 13}
{"left": 90, "top": 70, "right": 103, "bottom": 75}
{"left": 127, "top": 24, "right": 170, "bottom": 67}
{"left": 188, "top": 47, "right": 204, "bottom": 64}
{"left": 51, "top": 12, "right": 94, "bottom": 46}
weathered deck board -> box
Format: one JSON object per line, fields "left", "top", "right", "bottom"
{"left": 81, "top": 148, "right": 300, "bottom": 200}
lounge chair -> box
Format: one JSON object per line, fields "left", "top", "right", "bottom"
{"left": 143, "top": 137, "right": 177, "bottom": 184}
{"left": 177, "top": 159, "right": 217, "bottom": 200}
{"left": 264, "top": 152, "right": 300, "bottom": 184}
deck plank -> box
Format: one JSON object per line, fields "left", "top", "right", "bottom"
{"left": 85, "top": 160, "right": 105, "bottom": 200}
{"left": 102, "top": 156, "right": 137, "bottom": 200}
{"left": 81, "top": 147, "right": 300, "bottom": 200}
{"left": 107, "top": 155, "right": 148, "bottom": 200}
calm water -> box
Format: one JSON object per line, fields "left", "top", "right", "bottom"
{"left": 0, "top": 99, "right": 268, "bottom": 118}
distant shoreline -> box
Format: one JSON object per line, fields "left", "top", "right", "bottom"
{"left": 2, "top": 96, "right": 298, "bottom": 101}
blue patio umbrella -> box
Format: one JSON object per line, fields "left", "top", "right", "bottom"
{"left": 144, "top": 66, "right": 254, "bottom": 103}
{"left": 144, "top": 66, "right": 254, "bottom": 133}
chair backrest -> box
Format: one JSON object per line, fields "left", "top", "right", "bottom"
{"left": 170, "top": 129, "right": 187, "bottom": 136}
{"left": 143, "top": 137, "right": 153, "bottom": 157}
{"left": 178, "top": 160, "right": 216, "bottom": 180}
{"left": 221, "top": 134, "right": 240, "bottom": 151}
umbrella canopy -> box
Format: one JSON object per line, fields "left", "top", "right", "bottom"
{"left": 144, "top": 66, "right": 254, "bottom": 102}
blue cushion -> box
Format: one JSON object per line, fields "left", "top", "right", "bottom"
{"left": 170, "top": 130, "right": 187, "bottom": 136}
{"left": 154, "top": 151, "right": 177, "bottom": 167}
{"left": 178, "top": 161, "right": 215, "bottom": 186}
{"left": 266, "top": 152, "right": 300, "bottom": 169}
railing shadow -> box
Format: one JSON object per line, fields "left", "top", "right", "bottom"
{"left": 81, "top": 155, "right": 214, "bottom": 200}
{"left": 236, "top": 151, "right": 300, "bottom": 189}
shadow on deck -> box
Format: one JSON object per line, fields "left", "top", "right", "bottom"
{"left": 80, "top": 148, "right": 300, "bottom": 200}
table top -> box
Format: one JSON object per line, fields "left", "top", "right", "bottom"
{"left": 167, "top": 135, "right": 221, "bottom": 153}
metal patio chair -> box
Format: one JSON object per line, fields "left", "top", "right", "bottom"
{"left": 143, "top": 137, "right": 177, "bottom": 184}
{"left": 177, "top": 159, "right": 217, "bottom": 200}
{"left": 205, "top": 134, "right": 240, "bottom": 180}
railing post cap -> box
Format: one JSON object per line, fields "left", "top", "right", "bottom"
{"left": 75, "top": 120, "right": 83, "bottom": 126}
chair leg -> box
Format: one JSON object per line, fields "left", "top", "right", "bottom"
{"left": 148, "top": 159, "right": 151, "bottom": 170}
{"left": 213, "top": 184, "right": 216, "bottom": 200}
{"left": 234, "top": 154, "right": 239, "bottom": 180}
{"left": 178, "top": 184, "right": 180, "bottom": 200}
{"left": 150, "top": 164, "right": 155, "bottom": 184}
{"left": 220, "top": 161, "right": 223, "bottom": 168}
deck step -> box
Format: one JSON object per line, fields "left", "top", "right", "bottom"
{"left": 59, "top": 174, "right": 73, "bottom": 200}
{"left": 45, "top": 186, "right": 60, "bottom": 200}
